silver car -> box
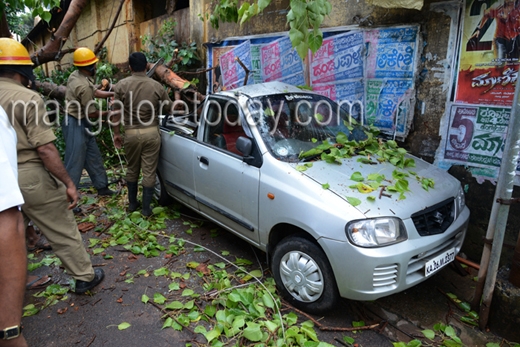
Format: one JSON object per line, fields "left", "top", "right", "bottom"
{"left": 157, "top": 81, "right": 469, "bottom": 314}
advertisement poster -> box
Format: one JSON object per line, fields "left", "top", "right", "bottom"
{"left": 260, "top": 36, "right": 305, "bottom": 85}
{"left": 219, "top": 40, "right": 254, "bottom": 90}
{"left": 443, "top": 104, "right": 509, "bottom": 168}
{"left": 366, "top": 79, "right": 414, "bottom": 133}
{"left": 364, "top": 26, "right": 418, "bottom": 79}
{"left": 309, "top": 31, "right": 364, "bottom": 85}
{"left": 205, "top": 25, "right": 420, "bottom": 139}
{"left": 455, "top": 0, "right": 520, "bottom": 106}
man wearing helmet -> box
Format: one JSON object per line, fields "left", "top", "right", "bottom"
{"left": 0, "top": 38, "right": 105, "bottom": 300}
{"left": 63, "top": 47, "right": 116, "bottom": 199}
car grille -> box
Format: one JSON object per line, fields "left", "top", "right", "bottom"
{"left": 411, "top": 198, "right": 454, "bottom": 236}
{"left": 373, "top": 264, "right": 398, "bottom": 288}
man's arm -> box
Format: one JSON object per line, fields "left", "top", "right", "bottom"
{"left": 110, "top": 110, "right": 123, "bottom": 149}
{"left": 94, "top": 90, "right": 114, "bottom": 99}
{"left": 36, "top": 142, "right": 79, "bottom": 209}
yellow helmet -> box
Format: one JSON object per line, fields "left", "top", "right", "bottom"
{"left": 0, "top": 38, "right": 33, "bottom": 65}
{"left": 73, "top": 47, "right": 99, "bottom": 67}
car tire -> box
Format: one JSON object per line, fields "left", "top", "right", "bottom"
{"left": 272, "top": 235, "right": 339, "bottom": 314}
{"left": 155, "top": 173, "right": 174, "bottom": 206}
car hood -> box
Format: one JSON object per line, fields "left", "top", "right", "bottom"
{"left": 290, "top": 156, "right": 460, "bottom": 219}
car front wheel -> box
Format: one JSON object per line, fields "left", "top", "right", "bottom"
{"left": 272, "top": 235, "right": 339, "bottom": 314}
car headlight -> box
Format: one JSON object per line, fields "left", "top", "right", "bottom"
{"left": 346, "top": 218, "right": 407, "bottom": 248}
{"left": 455, "top": 185, "right": 465, "bottom": 218}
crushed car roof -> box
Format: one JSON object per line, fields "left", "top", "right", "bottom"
{"left": 217, "top": 81, "right": 309, "bottom": 99}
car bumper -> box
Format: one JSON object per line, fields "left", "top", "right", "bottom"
{"left": 320, "top": 206, "right": 470, "bottom": 301}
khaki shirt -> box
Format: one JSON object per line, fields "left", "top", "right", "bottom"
{"left": 0, "top": 77, "right": 56, "bottom": 165}
{"left": 65, "top": 70, "right": 98, "bottom": 119}
{"left": 113, "top": 72, "right": 173, "bottom": 129}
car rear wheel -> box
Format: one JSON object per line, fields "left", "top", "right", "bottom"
{"left": 155, "top": 173, "right": 174, "bottom": 206}
{"left": 272, "top": 235, "right": 339, "bottom": 314}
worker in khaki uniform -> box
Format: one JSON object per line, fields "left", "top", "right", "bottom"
{"left": 0, "top": 38, "right": 104, "bottom": 294}
{"left": 64, "top": 47, "right": 115, "bottom": 199}
{"left": 112, "top": 52, "right": 173, "bottom": 216}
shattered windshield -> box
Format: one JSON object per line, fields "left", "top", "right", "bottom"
{"left": 247, "top": 93, "right": 366, "bottom": 162}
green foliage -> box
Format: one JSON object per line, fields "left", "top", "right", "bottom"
{"left": 207, "top": 0, "right": 332, "bottom": 60}
{"left": 141, "top": 19, "right": 200, "bottom": 72}
{"left": 1, "top": 0, "right": 60, "bottom": 24}
{"left": 5, "top": 8, "right": 34, "bottom": 38}
{"left": 298, "top": 128, "right": 435, "bottom": 200}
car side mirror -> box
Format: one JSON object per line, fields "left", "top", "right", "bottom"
{"left": 236, "top": 136, "right": 253, "bottom": 156}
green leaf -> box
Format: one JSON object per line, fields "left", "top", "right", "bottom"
{"left": 308, "top": 31, "right": 323, "bottom": 53}
{"left": 367, "top": 196, "right": 376, "bottom": 202}
{"left": 322, "top": 183, "right": 330, "bottom": 189}
{"left": 258, "top": 0, "right": 271, "bottom": 11}
{"left": 153, "top": 293, "right": 167, "bottom": 304}
{"left": 162, "top": 317, "right": 174, "bottom": 329}
{"left": 296, "top": 165, "right": 309, "bottom": 172}
{"left": 168, "top": 282, "right": 180, "bottom": 291}
{"left": 118, "top": 322, "right": 131, "bottom": 330}
{"left": 301, "top": 321, "right": 318, "bottom": 341}
{"left": 422, "top": 329, "right": 435, "bottom": 340}
{"left": 243, "top": 322, "right": 263, "bottom": 342}
{"left": 346, "top": 197, "right": 361, "bottom": 207}
{"left": 203, "top": 326, "right": 222, "bottom": 342}
{"left": 23, "top": 304, "right": 39, "bottom": 317}
{"left": 343, "top": 336, "right": 355, "bottom": 344}
{"left": 92, "top": 247, "right": 105, "bottom": 255}
{"left": 181, "top": 289, "right": 195, "bottom": 297}
{"left": 444, "top": 325, "right": 457, "bottom": 338}
{"left": 262, "top": 293, "right": 275, "bottom": 308}
{"left": 350, "top": 172, "right": 364, "bottom": 182}
{"left": 444, "top": 339, "right": 463, "bottom": 347}
{"left": 165, "top": 301, "right": 184, "bottom": 310}
{"left": 154, "top": 267, "right": 169, "bottom": 277}
{"left": 204, "top": 304, "right": 217, "bottom": 317}
{"left": 141, "top": 294, "right": 150, "bottom": 304}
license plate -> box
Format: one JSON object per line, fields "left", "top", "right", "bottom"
{"left": 425, "top": 248, "right": 456, "bottom": 277}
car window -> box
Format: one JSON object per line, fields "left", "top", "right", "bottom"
{"left": 248, "top": 93, "right": 366, "bottom": 162}
{"left": 202, "top": 99, "right": 247, "bottom": 155}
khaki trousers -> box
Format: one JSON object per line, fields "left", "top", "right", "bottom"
{"left": 18, "top": 164, "right": 94, "bottom": 282}
{"left": 125, "top": 127, "right": 161, "bottom": 187}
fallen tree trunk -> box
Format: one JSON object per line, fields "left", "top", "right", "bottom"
{"left": 32, "top": 0, "right": 89, "bottom": 66}
{"left": 36, "top": 64, "right": 205, "bottom": 102}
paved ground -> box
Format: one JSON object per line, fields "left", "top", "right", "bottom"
{"left": 20, "top": 193, "right": 510, "bottom": 347}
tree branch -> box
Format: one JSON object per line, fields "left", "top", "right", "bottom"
{"left": 93, "top": 0, "right": 125, "bottom": 55}
{"left": 31, "top": 0, "right": 89, "bottom": 66}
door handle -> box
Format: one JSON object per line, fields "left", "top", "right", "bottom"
{"left": 199, "top": 156, "right": 209, "bottom": 165}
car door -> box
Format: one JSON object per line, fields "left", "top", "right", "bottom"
{"left": 193, "top": 97, "right": 261, "bottom": 245}
{"left": 159, "top": 124, "right": 198, "bottom": 209}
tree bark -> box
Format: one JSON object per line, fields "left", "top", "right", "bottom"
{"left": 31, "top": 0, "right": 89, "bottom": 66}
{"left": 36, "top": 81, "right": 67, "bottom": 100}
{"left": 25, "top": 0, "right": 204, "bottom": 101}
{"left": 0, "top": 11, "right": 10, "bottom": 37}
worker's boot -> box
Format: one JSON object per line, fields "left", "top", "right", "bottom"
{"left": 141, "top": 186, "right": 154, "bottom": 217}
{"left": 127, "top": 181, "right": 138, "bottom": 212}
